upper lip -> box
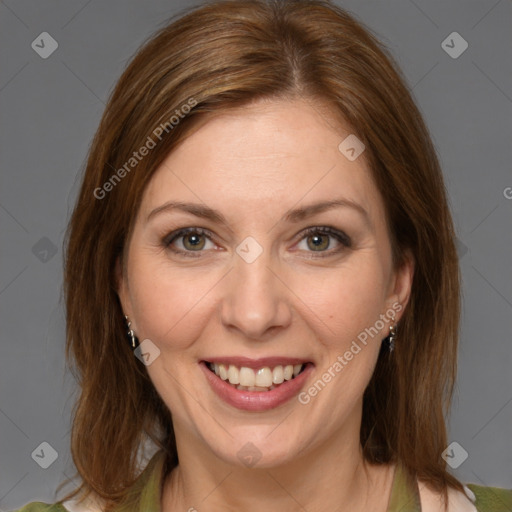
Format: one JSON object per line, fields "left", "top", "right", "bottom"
{"left": 202, "top": 357, "right": 312, "bottom": 369}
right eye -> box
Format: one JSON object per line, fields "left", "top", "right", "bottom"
{"left": 164, "top": 227, "right": 217, "bottom": 257}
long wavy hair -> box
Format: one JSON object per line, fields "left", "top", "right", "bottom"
{"left": 59, "top": 1, "right": 462, "bottom": 510}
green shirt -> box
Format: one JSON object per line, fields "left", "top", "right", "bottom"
{"left": 10, "top": 449, "right": 512, "bottom": 511}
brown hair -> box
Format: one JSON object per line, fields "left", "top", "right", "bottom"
{"left": 59, "top": 0, "right": 462, "bottom": 509}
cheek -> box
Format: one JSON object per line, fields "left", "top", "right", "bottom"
{"left": 126, "top": 254, "right": 217, "bottom": 350}
{"left": 293, "top": 259, "right": 389, "bottom": 419}
{"left": 290, "top": 255, "right": 390, "bottom": 342}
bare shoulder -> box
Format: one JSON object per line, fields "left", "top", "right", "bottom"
{"left": 418, "top": 480, "right": 477, "bottom": 512}
{"left": 60, "top": 494, "right": 106, "bottom": 512}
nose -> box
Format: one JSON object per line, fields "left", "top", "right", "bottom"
{"left": 220, "top": 248, "right": 292, "bottom": 341}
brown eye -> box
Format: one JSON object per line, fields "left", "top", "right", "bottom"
{"left": 296, "top": 227, "right": 351, "bottom": 257}
{"left": 307, "top": 233, "right": 330, "bottom": 251}
{"left": 182, "top": 232, "right": 206, "bottom": 251}
{"left": 164, "top": 228, "right": 215, "bottom": 256}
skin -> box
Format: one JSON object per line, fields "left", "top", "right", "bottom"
{"left": 117, "top": 98, "right": 414, "bottom": 512}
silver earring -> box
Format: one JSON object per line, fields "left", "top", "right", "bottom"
{"left": 388, "top": 324, "right": 397, "bottom": 353}
{"left": 124, "top": 315, "right": 139, "bottom": 349}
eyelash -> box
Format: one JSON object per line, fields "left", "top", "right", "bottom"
{"left": 162, "top": 226, "right": 352, "bottom": 259}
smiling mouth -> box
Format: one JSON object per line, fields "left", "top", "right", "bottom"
{"left": 204, "top": 361, "right": 310, "bottom": 392}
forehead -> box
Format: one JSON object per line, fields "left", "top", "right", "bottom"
{"left": 139, "top": 99, "right": 384, "bottom": 226}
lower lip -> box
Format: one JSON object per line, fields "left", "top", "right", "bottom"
{"left": 199, "top": 361, "right": 314, "bottom": 411}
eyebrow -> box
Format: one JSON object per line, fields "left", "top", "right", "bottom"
{"left": 146, "top": 198, "right": 370, "bottom": 226}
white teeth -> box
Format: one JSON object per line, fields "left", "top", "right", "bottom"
{"left": 211, "top": 362, "right": 305, "bottom": 391}
{"left": 219, "top": 364, "right": 228, "bottom": 380}
{"left": 237, "top": 384, "right": 276, "bottom": 391}
{"left": 272, "top": 365, "right": 284, "bottom": 384}
{"left": 227, "top": 365, "right": 240, "bottom": 385}
{"left": 255, "top": 367, "right": 272, "bottom": 387}
{"left": 239, "top": 367, "right": 255, "bottom": 387}
{"left": 248, "top": 386, "right": 270, "bottom": 392}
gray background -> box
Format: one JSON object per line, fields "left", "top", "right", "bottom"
{"left": 1, "top": 0, "right": 511, "bottom": 509}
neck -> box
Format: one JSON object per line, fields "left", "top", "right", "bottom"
{"left": 161, "top": 419, "right": 394, "bottom": 512}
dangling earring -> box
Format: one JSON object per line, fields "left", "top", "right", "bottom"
{"left": 387, "top": 323, "right": 397, "bottom": 353}
{"left": 124, "top": 315, "right": 139, "bottom": 349}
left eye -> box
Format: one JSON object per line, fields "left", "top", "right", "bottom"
{"left": 295, "top": 227, "right": 351, "bottom": 254}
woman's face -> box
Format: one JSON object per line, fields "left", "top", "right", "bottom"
{"left": 118, "top": 98, "right": 413, "bottom": 469}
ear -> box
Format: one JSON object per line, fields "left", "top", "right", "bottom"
{"left": 386, "top": 249, "right": 414, "bottom": 323}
